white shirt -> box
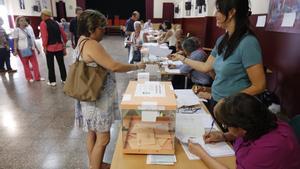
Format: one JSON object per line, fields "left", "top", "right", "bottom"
{"left": 143, "top": 21, "right": 153, "bottom": 30}
{"left": 168, "top": 29, "right": 176, "bottom": 47}
{"left": 13, "top": 26, "right": 36, "bottom": 50}
{"left": 128, "top": 31, "right": 144, "bottom": 63}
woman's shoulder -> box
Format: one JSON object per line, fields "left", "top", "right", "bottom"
{"left": 166, "top": 29, "right": 173, "bottom": 34}
{"left": 254, "top": 121, "right": 298, "bottom": 148}
{"left": 239, "top": 34, "right": 260, "bottom": 48}
{"left": 215, "top": 34, "right": 226, "bottom": 46}
{"left": 12, "top": 27, "right": 20, "bottom": 35}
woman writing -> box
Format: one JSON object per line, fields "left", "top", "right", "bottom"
{"left": 76, "top": 10, "right": 145, "bottom": 169}
{"left": 158, "top": 20, "right": 177, "bottom": 53}
{"left": 188, "top": 93, "right": 300, "bottom": 169}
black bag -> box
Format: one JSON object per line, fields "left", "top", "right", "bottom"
{"left": 130, "top": 50, "right": 141, "bottom": 64}
{"left": 124, "top": 36, "right": 130, "bottom": 48}
{"left": 256, "top": 90, "right": 280, "bottom": 107}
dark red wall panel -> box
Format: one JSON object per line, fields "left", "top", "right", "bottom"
{"left": 76, "top": 0, "right": 86, "bottom": 10}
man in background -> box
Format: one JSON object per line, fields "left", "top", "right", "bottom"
{"left": 125, "top": 11, "right": 140, "bottom": 55}
{"left": 69, "top": 7, "right": 83, "bottom": 49}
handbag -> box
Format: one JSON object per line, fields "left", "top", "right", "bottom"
{"left": 19, "top": 28, "right": 33, "bottom": 57}
{"left": 130, "top": 50, "right": 141, "bottom": 64}
{"left": 63, "top": 38, "right": 108, "bottom": 101}
{"left": 19, "top": 48, "right": 33, "bottom": 57}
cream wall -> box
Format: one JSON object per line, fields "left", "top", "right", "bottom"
{"left": 5, "top": 0, "right": 51, "bottom": 16}
{"left": 65, "top": 0, "right": 77, "bottom": 17}
{"left": 250, "top": 0, "right": 270, "bottom": 14}
{"left": 205, "top": 0, "right": 270, "bottom": 16}
{"left": 154, "top": 0, "right": 174, "bottom": 18}
{"left": 4, "top": 0, "right": 76, "bottom": 17}
{"left": 172, "top": 0, "right": 270, "bottom": 18}
{"left": 173, "top": 0, "right": 210, "bottom": 18}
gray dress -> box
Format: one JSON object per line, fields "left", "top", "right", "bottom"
{"left": 73, "top": 47, "right": 119, "bottom": 133}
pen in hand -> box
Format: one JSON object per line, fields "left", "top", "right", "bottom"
{"left": 207, "top": 120, "right": 215, "bottom": 135}
{"left": 204, "top": 120, "right": 215, "bottom": 142}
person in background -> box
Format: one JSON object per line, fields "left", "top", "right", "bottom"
{"left": 143, "top": 19, "right": 153, "bottom": 30}
{"left": 169, "top": 37, "right": 212, "bottom": 89}
{"left": 69, "top": 7, "right": 83, "bottom": 124}
{"left": 13, "top": 16, "right": 44, "bottom": 82}
{"left": 158, "top": 20, "right": 177, "bottom": 53}
{"left": 60, "top": 18, "right": 69, "bottom": 34}
{"left": 125, "top": 11, "right": 140, "bottom": 36}
{"left": 25, "top": 17, "right": 35, "bottom": 37}
{"left": 0, "top": 17, "right": 17, "bottom": 73}
{"left": 125, "top": 11, "right": 140, "bottom": 55}
{"left": 76, "top": 9, "right": 145, "bottom": 169}
{"left": 188, "top": 93, "right": 300, "bottom": 169}
{"left": 40, "top": 9, "right": 67, "bottom": 87}
{"left": 169, "top": 0, "right": 266, "bottom": 122}
{"left": 174, "top": 28, "right": 184, "bottom": 54}
{"left": 70, "top": 7, "right": 83, "bottom": 49}
{"left": 127, "top": 21, "right": 147, "bottom": 64}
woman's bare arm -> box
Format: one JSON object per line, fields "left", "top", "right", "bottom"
{"left": 81, "top": 39, "right": 145, "bottom": 72}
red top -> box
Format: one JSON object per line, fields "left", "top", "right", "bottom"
{"left": 40, "top": 20, "right": 67, "bottom": 52}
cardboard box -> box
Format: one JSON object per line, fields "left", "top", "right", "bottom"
{"left": 120, "top": 81, "right": 177, "bottom": 154}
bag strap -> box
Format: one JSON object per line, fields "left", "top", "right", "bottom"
{"left": 20, "top": 28, "right": 33, "bottom": 48}
{"left": 20, "top": 28, "right": 31, "bottom": 39}
{"left": 76, "top": 38, "right": 89, "bottom": 61}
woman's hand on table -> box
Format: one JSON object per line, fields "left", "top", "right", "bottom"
{"left": 203, "top": 131, "right": 225, "bottom": 144}
{"left": 197, "top": 91, "right": 212, "bottom": 100}
{"left": 168, "top": 64, "right": 176, "bottom": 69}
{"left": 188, "top": 140, "right": 206, "bottom": 157}
{"left": 136, "top": 62, "right": 146, "bottom": 69}
{"left": 168, "top": 53, "right": 184, "bottom": 61}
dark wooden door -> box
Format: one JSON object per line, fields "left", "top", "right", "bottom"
{"left": 163, "top": 3, "right": 174, "bottom": 22}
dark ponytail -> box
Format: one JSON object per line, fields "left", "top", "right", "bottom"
{"left": 216, "top": 0, "right": 255, "bottom": 60}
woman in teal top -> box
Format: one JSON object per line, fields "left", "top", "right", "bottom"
{"left": 171, "top": 0, "right": 266, "bottom": 108}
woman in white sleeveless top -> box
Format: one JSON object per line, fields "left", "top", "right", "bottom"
{"left": 158, "top": 20, "right": 177, "bottom": 53}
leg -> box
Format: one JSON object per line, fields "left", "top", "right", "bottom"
{"left": 90, "top": 132, "right": 110, "bottom": 169}
{"left": 18, "top": 54, "right": 33, "bottom": 80}
{"left": 87, "top": 130, "right": 96, "bottom": 164}
{"left": 54, "top": 50, "right": 67, "bottom": 81}
{"left": 0, "top": 48, "right": 6, "bottom": 71}
{"left": 46, "top": 51, "right": 56, "bottom": 82}
{"left": 4, "top": 48, "right": 12, "bottom": 70}
{"left": 29, "top": 51, "right": 41, "bottom": 80}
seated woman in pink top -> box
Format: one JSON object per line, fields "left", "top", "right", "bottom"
{"left": 189, "top": 93, "right": 300, "bottom": 169}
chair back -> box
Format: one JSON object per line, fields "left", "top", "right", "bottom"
{"left": 289, "top": 115, "right": 300, "bottom": 142}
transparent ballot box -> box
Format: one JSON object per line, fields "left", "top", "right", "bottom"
{"left": 120, "top": 81, "right": 177, "bottom": 154}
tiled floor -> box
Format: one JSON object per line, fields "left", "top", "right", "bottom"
{"left": 0, "top": 36, "right": 130, "bottom": 169}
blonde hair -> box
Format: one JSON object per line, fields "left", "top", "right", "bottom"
{"left": 134, "top": 21, "right": 142, "bottom": 30}
{"left": 15, "top": 16, "right": 27, "bottom": 27}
